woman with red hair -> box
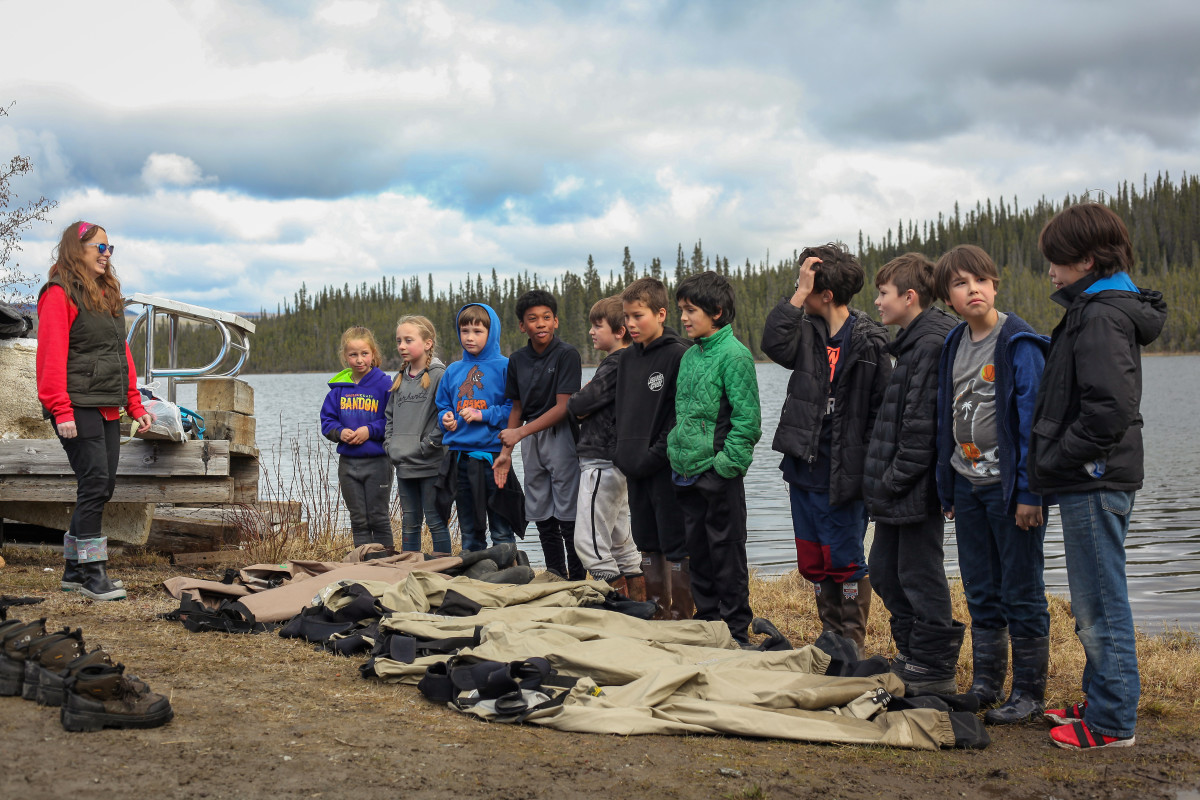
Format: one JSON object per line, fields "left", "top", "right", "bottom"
{"left": 35, "top": 221, "right": 152, "bottom": 601}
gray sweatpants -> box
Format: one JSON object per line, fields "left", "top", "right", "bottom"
{"left": 338, "top": 455, "right": 395, "bottom": 548}
{"left": 573, "top": 460, "right": 640, "bottom": 582}
{"left": 522, "top": 424, "right": 580, "bottom": 523}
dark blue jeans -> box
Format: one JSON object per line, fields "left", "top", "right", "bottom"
{"left": 1059, "top": 489, "right": 1139, "bottom": 739}
{"left": 952, "top": 480, "right": 1049, "bottom": 639}
{"left": 455, "top": 453, "right": 515, "bottom": 552}
{"left": 395, "top": 474, "right": 451, "bottom": 553}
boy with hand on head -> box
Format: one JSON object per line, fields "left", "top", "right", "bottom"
{"left": 614, "top": 277, "right": 692, "bottom": 619}
{"left": 1031, "top": 204, "right": 1165, "bottom": 751}
{"left": 934, "top": 244, "right": 1051, "bottom": 723}
{"left": 667, "top": 272, "right": 761, "bottom": 644}
{"left": 495, "top": 290, "right": 584, "bottom": 580}
{"left": 863, "top": 253, "right": 964, "bottom": 693}
{"left": 761, "top": 243, "right": 891, "bottom": 658}
{"left": 567, "top": 296, "right": 643, "bottom": 595}
{"left": 435, "top": 303, "right": 516, "bottom": 551}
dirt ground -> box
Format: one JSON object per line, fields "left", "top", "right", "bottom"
{"left": 3, "top": 561, "right": 1199, "bottom": 800}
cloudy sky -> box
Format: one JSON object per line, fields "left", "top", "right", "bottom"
{"left": 2, "top": 0, "right": 1198, "bottom": 312}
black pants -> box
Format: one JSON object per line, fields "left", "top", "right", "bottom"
{"left": 676, "top": 471, "right": 752, "bottom": 643}
{"left": 870, "top": 515, "right": 956, "bottom": 657}
{"left": 536, "top": 517, "right": 584, "bottom": 580}
{"left": 627, "top": 468, "right": 688, "bottom": 561}
{"left": 338, "top": 455, "right": 395, "bottom": 548}
{"left": 52, "top": 408, "right": 120, "bottom": 538}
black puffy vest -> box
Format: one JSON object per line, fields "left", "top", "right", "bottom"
{"left": 38, "top": 278, "right": 129, "bottom": 407}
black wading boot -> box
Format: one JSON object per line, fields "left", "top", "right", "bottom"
{"left": 898, "top": 619, "right": 965, "bottom": 696}
{"left": 967, "top": 626, "right": 1010, "bottom": 708}
{"left": 74, "top": 537, "right": 127, "bottom": 601}
{"left": 61, "top": 663, "right": 173, "bottom": 732}
{"left": 985, "top": 635, "right": 1049, "bottom": 725}
{"left": 61, "top": 533, "right": 123, "bottom": 591}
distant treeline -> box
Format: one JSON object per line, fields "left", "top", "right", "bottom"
{"left": 137, "top": 172, "right": 1200, "bottom": 375}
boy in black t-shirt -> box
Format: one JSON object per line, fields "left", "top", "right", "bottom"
{"left": 495, "top": 290, "right": 584, "bottom": 579}
{"left": 761, "top": 243, "right": 891, "bottom": 657}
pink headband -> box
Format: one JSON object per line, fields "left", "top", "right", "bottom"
{"left": 77, "top": 222, "right": 94, "bottom": 239}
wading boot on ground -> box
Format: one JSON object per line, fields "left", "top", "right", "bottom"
{"left": 21, "top": 627, "right": 85, "bottom": 701}
{"left": 0, "top": 618, "right": 47, "bottom": 696}
{"left": 985, "top": 635, "right": 1049, "bottom": 725}
{"left": 61, "top": 663, "right": 173, "bottom": 732}
{"left": 966, "top": 626, "right": 1009, "bottom": 708}
{"left": 667, "top": 558, "right": 694, "bottom": 621}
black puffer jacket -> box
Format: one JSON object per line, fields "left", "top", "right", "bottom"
{"left": 1029, "top": 272, "right": 1166, "bottom": 494}
{"left": 761, "top": 300, "right": 892, "bottom": 506}
{"left": 863, "top": 306, "right": 957, "bottom": 524}
{"left": 568, "top": 347, "right": 625, "bottom": 461}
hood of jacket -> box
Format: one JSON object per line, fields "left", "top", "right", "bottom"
{"left": 328, "top": 365, "right": 392, "bottom": 392}
{"left": 455, "top": 303, "right": 504, "bottom": 362}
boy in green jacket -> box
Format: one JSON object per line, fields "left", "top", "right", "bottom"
{"left": 667, "top": 271, "right": 762, "bottom": 644}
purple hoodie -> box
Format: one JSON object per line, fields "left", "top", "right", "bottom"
{"left": 320, "top": 366, "right": 391, "bottom": 458}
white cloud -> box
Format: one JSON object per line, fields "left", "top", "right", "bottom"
{"left": 141, "top": 153, "right": 211, "bottom": 189}
{"left": 317, "top": 0, "right": 380, "bottom": 27}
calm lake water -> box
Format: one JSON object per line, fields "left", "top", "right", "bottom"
{"left": 177, "top": 355, "right": 1200, "bottom": 628}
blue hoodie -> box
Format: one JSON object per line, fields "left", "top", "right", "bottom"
{"left": 320, "top": 365, "right": 392, "bottom": 458}
{"left": 435, "top": 303, "right": 511, "bottom": 453}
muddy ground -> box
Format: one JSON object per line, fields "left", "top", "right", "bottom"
{"left": 2, "top": 561, "right": 1199, "bottom": 800}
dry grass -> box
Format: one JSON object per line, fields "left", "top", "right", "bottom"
{"left": 747, "top": 568, "right": 1200, "bottom": 718}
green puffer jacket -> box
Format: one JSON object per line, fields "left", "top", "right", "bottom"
{"left": 667, "top": 325, "right": 762, "bottom": 479}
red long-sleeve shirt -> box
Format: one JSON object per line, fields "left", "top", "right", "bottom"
{"left": 35, "top": 284, "right": 147, "bottom": 424}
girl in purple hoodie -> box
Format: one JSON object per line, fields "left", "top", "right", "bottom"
{"left": 320, "top": 326, "right": 395, "bottom": 548}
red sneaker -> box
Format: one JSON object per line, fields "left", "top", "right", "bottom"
{"left": 1044, "top": 701, "right": 1086, "bottom": 725}
{"left": 1050, "top": 721, "right": 1135, "bottom": 750}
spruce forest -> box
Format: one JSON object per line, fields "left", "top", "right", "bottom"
{"left": 155, "top": 172, "right": 1200, "bottom": 374}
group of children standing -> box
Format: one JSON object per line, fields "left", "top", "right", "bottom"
{"left": 320, "top": 202, "right": 1165, "bottom": 752}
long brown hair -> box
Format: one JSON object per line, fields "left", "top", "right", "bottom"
{"left": 49, "top": 221, "right": 124, "bottom": 316}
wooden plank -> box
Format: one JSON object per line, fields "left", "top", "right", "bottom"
{"left": 0, "top": 439, "right": 230, "bottom": 477}
{"left": 0, "top": 476, "right": 234, "bottom": 504}
{"left": 171, "top": 550, "right": 241, "bottom": 566}
{"left": 1, "top": 501, "right": 155, "bottom": 545}
{"left": 150, "top": 508, "right": 241, "bottom": 541}
{"left": 230, "top": 457, "right": 260, "bottom": 504}
{"left": 228, "top": 443, "right": 260, "bottom": 458}
{"left": 196, "top": 379, "right": 255, "bottom": 416}
{"left": 202, "top": 411, "right": 256, "bottom": 450}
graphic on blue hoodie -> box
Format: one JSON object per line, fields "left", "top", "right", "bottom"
{"left": 435, "top": 303, "right": 511, "bottom": 453}
{"left": 320, "top": 365, "right": 392, "bottom": 458}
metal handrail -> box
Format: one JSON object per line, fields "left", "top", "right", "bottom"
{"left": 124, "top": 294, "right": 256, "bottom": 402}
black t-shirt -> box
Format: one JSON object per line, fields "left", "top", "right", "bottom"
{"left": 782, "top": 313, "right": 853, "bottom": 492}
{"left": 505, "top": 336, "right": 583, "bottom": 422}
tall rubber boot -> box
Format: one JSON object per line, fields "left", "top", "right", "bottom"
{"left": 899, "top": 619, "right": 965, "bottom": 696}
{"left": 967, "top": 627, "right": 1010, "bottom": 708}
{"left": 985, "top": 635, "right": 1049, "bottom": 725}
{"left": 61, "top": 533, "right": 123, "bottom": 591}
{"left": 814, "top": 579, "right": 842, "bottom": 636}
{"left": 667, "top": 558, "right": 693, "bottom": 621}
{"left": 73, "top": 537, "right": 126, "bottom": 602}
{"left": 642, "top": 553, "right": 670, "bottom": 620}
{"left": 624, "top": 572, "right": 647, "bottom": 602}
{"left": 838, "top": 577, "right": 873, "bottom": 659}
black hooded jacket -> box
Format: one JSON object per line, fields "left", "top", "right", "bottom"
{"left": 1029, "top": 272, "right": 1167, "bottom": 494}
{"left": 863, "top": 306, "right": 958, "bottom": 524}
{"left": 761, "top": 299, "right": 892, "bottom": 506}
{"left": 613, "top": 327, "right": 691, "bottom": 478}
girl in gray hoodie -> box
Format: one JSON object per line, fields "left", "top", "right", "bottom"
{"left": 385, "top": 315, "right": 449, "bottom": 554}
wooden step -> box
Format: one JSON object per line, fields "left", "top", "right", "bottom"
{"left": 0, "top": 439, "right": 230, "bottom": 477}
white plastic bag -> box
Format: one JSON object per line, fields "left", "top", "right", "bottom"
{"left": 137, "top": 397, "right": 186, "bottom": 441}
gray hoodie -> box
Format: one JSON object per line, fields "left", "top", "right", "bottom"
{"left": 384, "top": 357, "right": 447, "bottom": 479}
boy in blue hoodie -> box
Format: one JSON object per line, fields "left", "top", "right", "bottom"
{"left": 934, "top": 245, "right": 1051, "bottom": 724}
{"left": 320, "top": 326, "right": 395, "bottom": 548}
{"left": 436, "top": 303, "right": 515, "bottom": 551}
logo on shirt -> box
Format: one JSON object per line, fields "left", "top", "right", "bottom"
{"left": 340, "top": 395, "right": 379, "bottom": 413}
{"left": 647, "top": 372, "right": 664, "bottom": 392}
{"left": 456, "top": 365, "right": 488, "bottom": 415}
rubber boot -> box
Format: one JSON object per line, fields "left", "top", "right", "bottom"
{"left": 899, "top": 619, "right": 965, "bottom": 696}
{"left": 62, "top": 534, "right": 123, "bottom": 591}
{"left": 667, "top": 558, "right": 693, "bottom": 621}
{"left": 838, "top": 577, "right": 873, "bottom": 659}
{"left": 985, "top": 635, "right": 1049, "bottom": 725}
{"left": 888, "top": 615, "right": 914, "bottom": 675}
{"left": 642, "top": 553, "right": 670, "bottom": 620}
{"left": 814, "top": 579, "right": 842, "bottom": 636}
{"left": 624, "top": 572, "right": 647, "bottom": 602}
{"left": 607, "top": 575, "right": 629, "bottom": 595}
{"left": 74, "top": 537, "right": 127, "bottom": 601}
{"left": 967, "top": 627, "right": 1010, "bottom": 708}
